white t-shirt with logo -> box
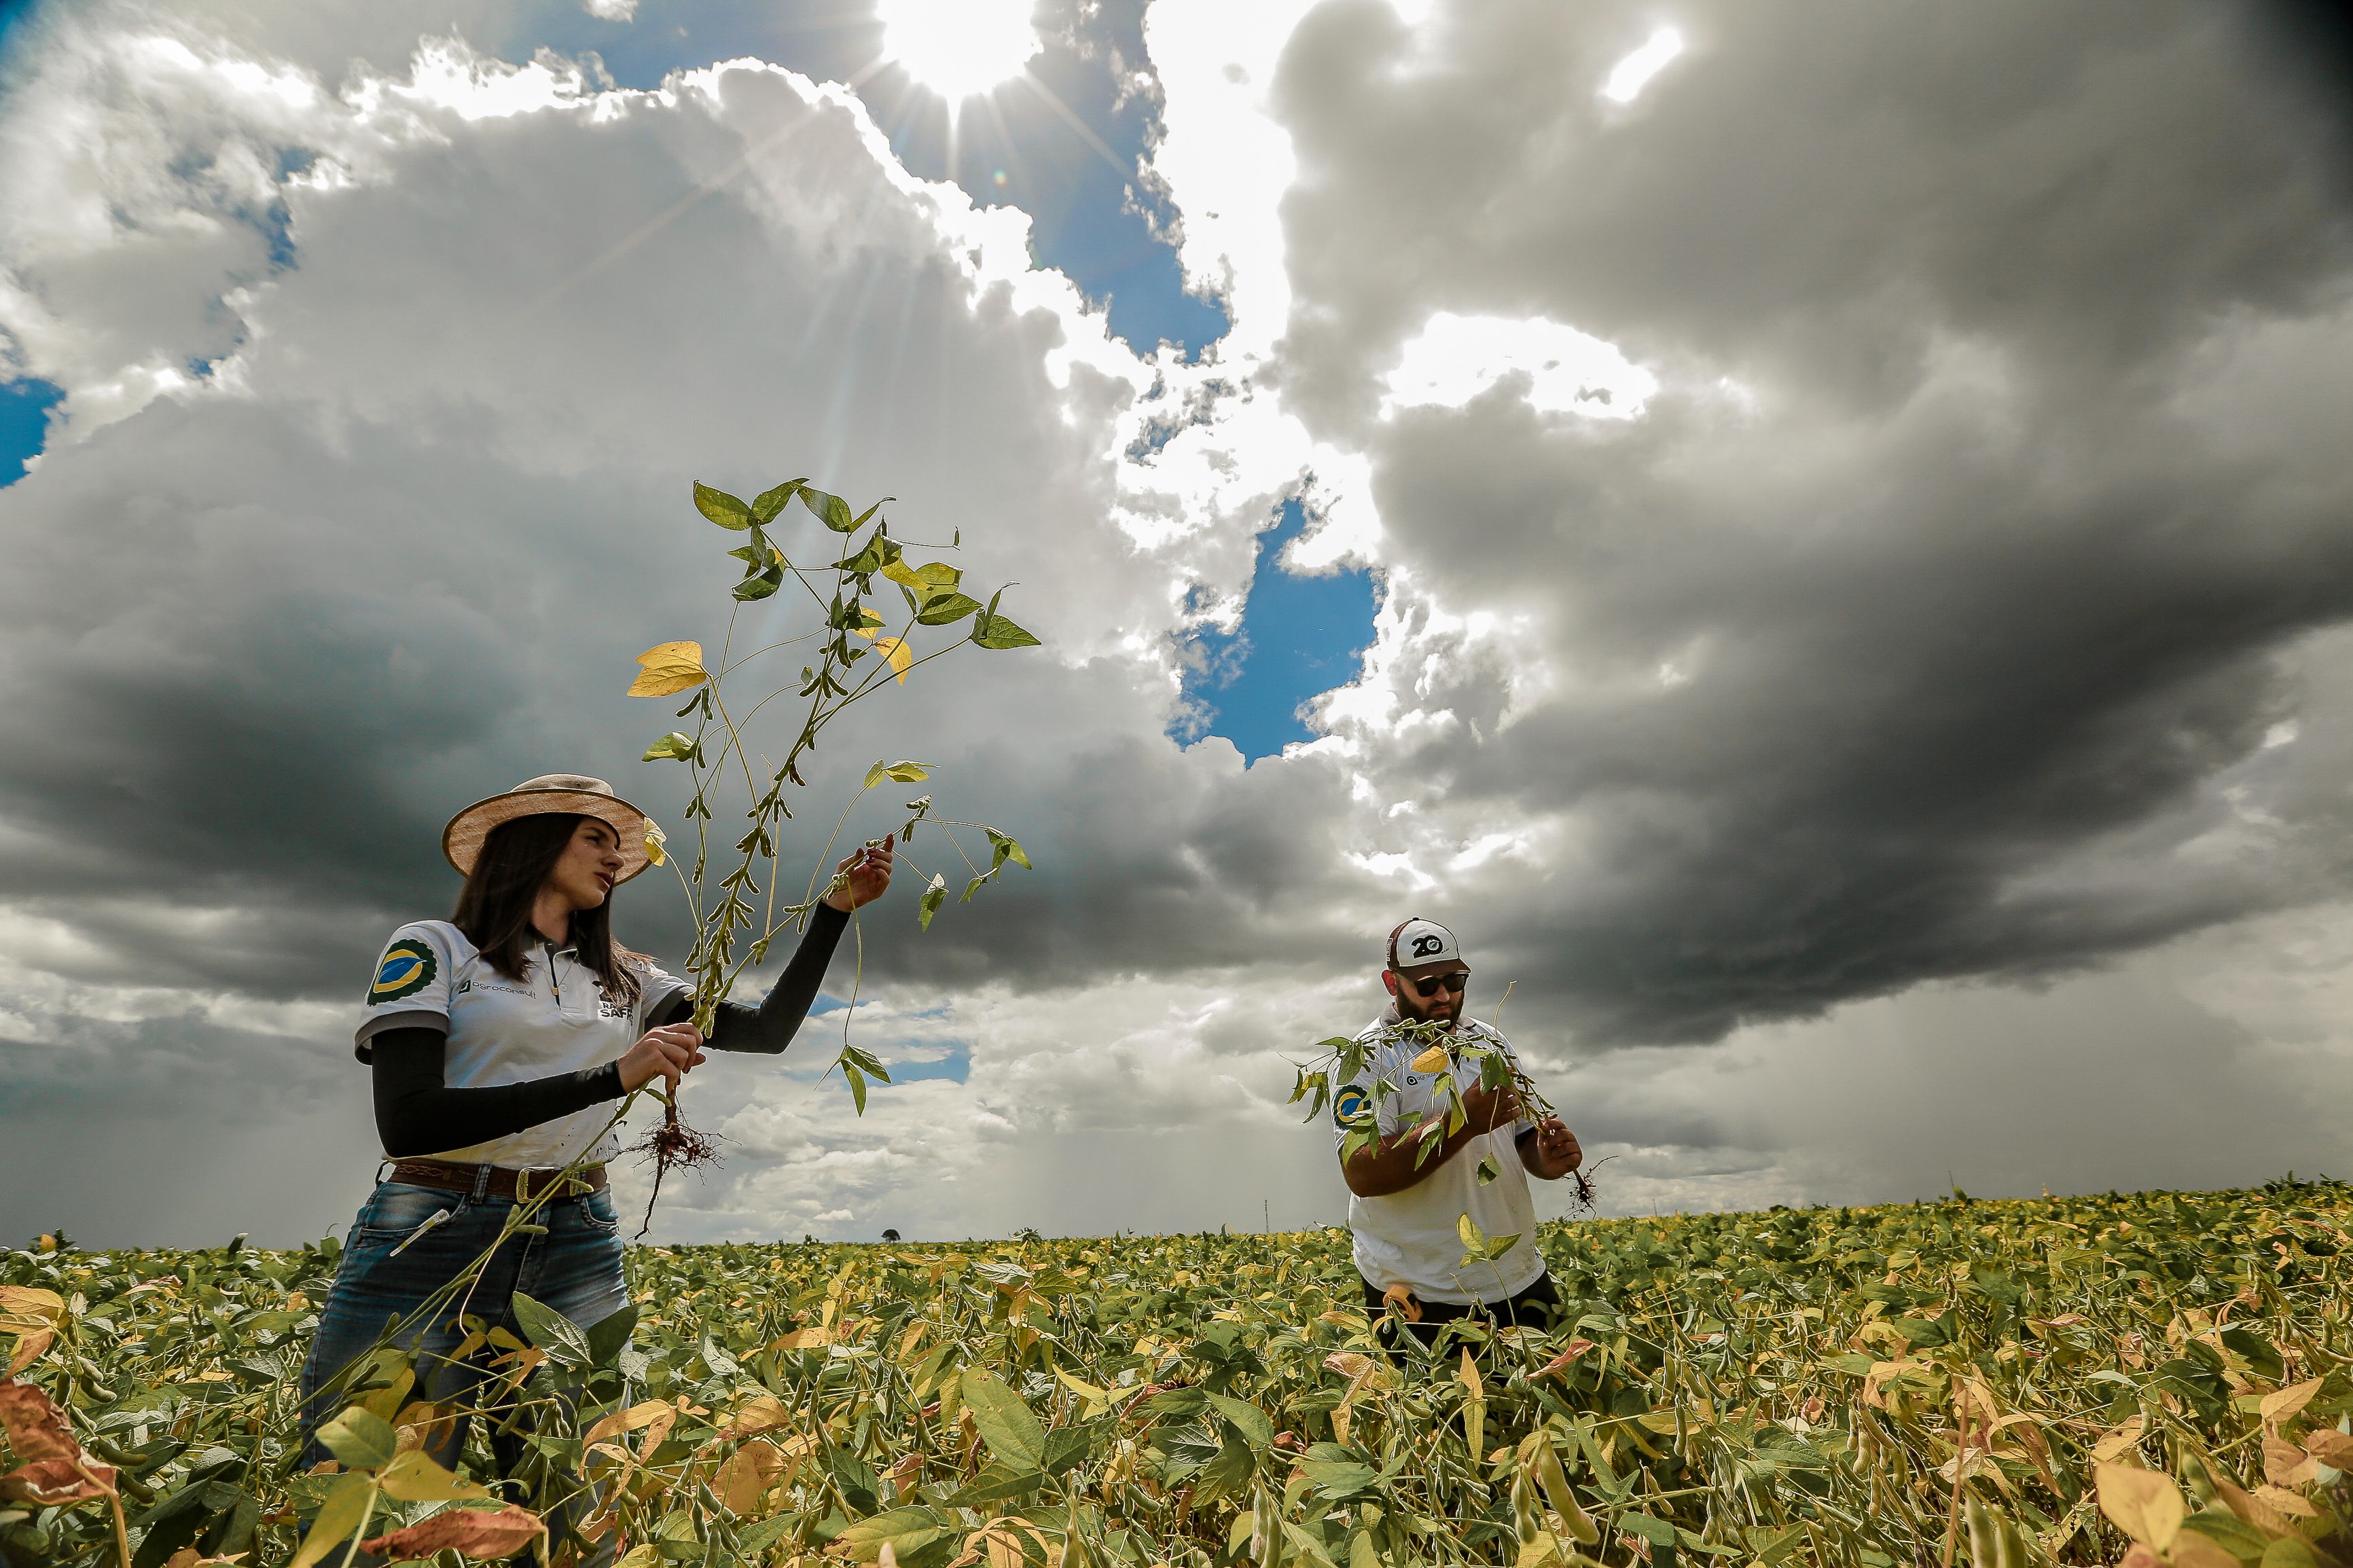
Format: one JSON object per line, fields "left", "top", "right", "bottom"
{"left": 1333, "top": 1012, "right": 1546, "bottom": 1305}
{"left": 356, "top": 921, "right": 690, "bottom": 1169}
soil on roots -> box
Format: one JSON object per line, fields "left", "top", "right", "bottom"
{"left": 1567, "top": 1154, "right": 1615, "bottom": 1217}
{"left": 626, "top": 1104, "right": 720, "bottom": 1238}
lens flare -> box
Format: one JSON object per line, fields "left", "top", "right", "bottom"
{"left": 879, "top": 0, "right": 1041, "bottom": 104}
{"left": 1603, "top": 26, "right": 1685, "bottom": 104}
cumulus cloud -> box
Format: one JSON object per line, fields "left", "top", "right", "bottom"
{"left": 5, "top": 0, "right": 2353, "bottom": 1246}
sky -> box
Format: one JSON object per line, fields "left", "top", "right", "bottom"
{"left": 3, "top": 0, "right": 2353, "bottom": 1249}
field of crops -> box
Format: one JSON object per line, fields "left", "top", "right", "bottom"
{"left": 3, "top": 1179, "right": 2350, "bottom": 1568}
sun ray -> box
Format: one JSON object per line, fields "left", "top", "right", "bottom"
{"left": 1014, "top": 68, "right": 1134, "bottom": 185}
{"left": 523, "top": 54, "right": 897, "bottom": 320}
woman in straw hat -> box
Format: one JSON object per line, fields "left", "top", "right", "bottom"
{"left": 295, "top": 773, "right": 891, "bottom": 1483}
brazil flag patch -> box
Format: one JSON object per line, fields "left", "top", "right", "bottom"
{"left": 370, "top": 939, "right": 437, "bottom": 1004}
{"left": 1333, "top": 1086, "right": 1371, "bottom": 1126}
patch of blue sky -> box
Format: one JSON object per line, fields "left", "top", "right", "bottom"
{"left": 508, "top": 0, "right": 1227, "bottom": 360}
{"left": 0, "top": 378, "right": 60, "bottom": 487}
{"left": 0, "top": 0, "right": 41, "bottom": 64}
{"left": 885, "top": 1044, "right": 970, "bottom": 1084}
{"left": 1181, "top": 500, "right": 1382, "bottom": 763}
{"left": 808, "top": 991, "right": 868, "bottom": 1016}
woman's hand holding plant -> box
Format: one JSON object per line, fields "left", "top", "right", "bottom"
{"left": 823, "top": 833, "right": 895, "bottom": 912}
{"left": 618, "top": 1022, "right": 705, "bottom": 1096}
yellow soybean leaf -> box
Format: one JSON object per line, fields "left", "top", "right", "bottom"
{"left": 2304, "top": 1429, "right": 2353, "bottom": 1469}
{"left": 643, "top": 820, "right": 667, "bottom": 867}
{"left": 871, "top": 636, "right": 912, "bottom": 683}
{"left": 0, "top": 1287, "right": 65, "bottom": 1327}
{"left": 2254, "top": 1486, "right": 2320, "bottom": 1518}
{"left": 376, "top": 1449, "right": 490, "bottom": 1502}
{"left": 628, "top": 642, "right": 708, "bottom": 697}
{"left": 715, "top": 1442, "right": 785, "bottom": 1514}
{"left": 2261, "top": 1377, "right": 2325, "bottom": 1430}
{"left": 1515, "top": 1533, "right": 1571, "bottom": 1568}
{"left": 1412, "top": 1045, "right": 1448, "bottom": 1073}
{"left": 583, "top": 1400, "right": 675, "bottom": 1449}
{"left": 2265, "top": 1436, "right": 2320, "bottom": 1489}
{"left": 288, "top": 1473, "right": 376, "bottom": 1568}
{"left": 1055, "top": 1366, "right": 1111, "bottom": 1406}
{"left": 2091, "top": 1415, "right": 2146, "bottom": 1463}
{"left": 2096, "top": 1463, "right": 2185, "bottom": 1550}
{"left": 1460, "top": 1348, "right": 1486, "bottom": 1459}
{"left": 727, "top": 1394, "right": 792, "bottom": 1437}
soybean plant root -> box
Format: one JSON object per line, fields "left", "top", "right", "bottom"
{"left": 628, "top": 1102, "right": 719, "bottom": 1239}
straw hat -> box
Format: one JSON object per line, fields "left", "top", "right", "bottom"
{"left": 442, "top": 774, "right": 654, "bottom": 883}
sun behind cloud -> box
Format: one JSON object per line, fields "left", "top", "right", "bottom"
{"left": 878, "top": 0, "right": 1041, "bottom": 104}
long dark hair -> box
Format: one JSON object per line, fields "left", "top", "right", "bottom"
{"left": 450, "top": 813, "right": 646, "bottom": 1008}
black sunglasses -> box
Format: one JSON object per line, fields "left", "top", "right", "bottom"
{"left": 1404, "top": 970, "right": 1470, "bottom": 996}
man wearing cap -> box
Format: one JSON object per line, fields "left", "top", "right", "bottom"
{"left": 1334, "top": 917, "right": 1583, "bottom": 1336}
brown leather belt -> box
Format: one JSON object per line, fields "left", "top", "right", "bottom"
{"left": 389, "top": 1159, "right": 608, "bottom": 1201}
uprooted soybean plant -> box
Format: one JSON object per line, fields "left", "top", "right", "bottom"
{"left": 619, "top": 475, "right": 1036, "bottom": 1216}
{"left": 5, "top": 1180, "right": 2351, "bottom": 1568}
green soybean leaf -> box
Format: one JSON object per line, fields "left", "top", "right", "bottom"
{"left": 836, "top": 535, "right": 899, "bottom": 576}
{"left": 643, "top": 732, "right": 700, "bottom": 763}
{"left": 751, "top": 479, "right": 802, "bottom": 524}
{"left": 1301, "top": 1458, "right": 1380, "bottom": 1498}
{"left": 1204, "top": 1393, "right": 1276, "bottom": 1451}
{"left": 693, "top": 482, "right": 753, "bottom": 530}
{"left": 985, "top": 828, "right": 1030, "bottom": 871}
{"left": 958, "top": 1369, "right": 1048, "bottom": 1470}
{"left": 586, "top": 1302, "right": 638, "bottom": 1367}
{"left": 832, "top": 1508, "right": 948, "bottom": 1560}
{"left": 947, "top": 1463, "right": 1045, "bottom": 1507}
{"left": 738, "top": 1516, "right": 800, "bottom": 1556}
{"left": 733, "top": 566, "right": 783, "bottom": 601}
{"left": 802, "top": 487, "right": 857, "bottom": 532}
{"left": 918, "top": 874, "right": 947, "bottom": 929}
{"left": 914, "top": 591, "right": 984, "bottom": 626}
{"left": 1042, "top": 1425, "right": 1093, "bottom": 1476}
{"left": 316, "top": 1407, "right": 398, "bottom": 1472}
{"left": 287, "top": 1472, "right": 376, "bottom": 1568}
{"left": 973, "top": 594, "right": 1041, "bottom": 648}
{"left": 511, "top": 1291, "right": 592, "bottom": 1369}
{"left": 1622, "top": 1515, "right": 1680, "bottom": 1548}
{"left": 844, "top": 1059, "right": 867, "bottom": 1115}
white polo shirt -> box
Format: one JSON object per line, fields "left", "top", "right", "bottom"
{"left": 356, "top": 921, "right": 689, "bottom": 1169}
{"left": 1334, "top": 1010, "right": 1545, "bottom": 1305}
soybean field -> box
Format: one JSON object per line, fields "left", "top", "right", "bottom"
{"left": 3, "top": 1179, "right": 2350, "bottom": 1568}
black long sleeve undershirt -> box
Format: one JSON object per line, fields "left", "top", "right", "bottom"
{"left": 370, "top": 902, "right": 850, "bottom": 1159}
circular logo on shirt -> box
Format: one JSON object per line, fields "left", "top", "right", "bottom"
{"left": 370, "top": 940, "right": 437, "bottom": 1004}
{"left": 1334, "top": 1087, "right": 1371, "bottom": 1125}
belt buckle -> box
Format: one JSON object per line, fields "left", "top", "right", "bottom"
{"left": 518, "top": 1167, "right": 562, "bottom": 1204}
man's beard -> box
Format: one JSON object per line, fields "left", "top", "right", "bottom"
{"left": 1397, "top": 991, "right": 1458, "bottom": 1027}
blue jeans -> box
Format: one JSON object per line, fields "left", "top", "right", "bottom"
{"left": 296, "top": 1178, "right": 630, "bottom": 1475}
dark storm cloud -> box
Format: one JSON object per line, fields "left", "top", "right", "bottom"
{"left": 1261, "top": 0, "right": 2353, "bottom": 1043}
